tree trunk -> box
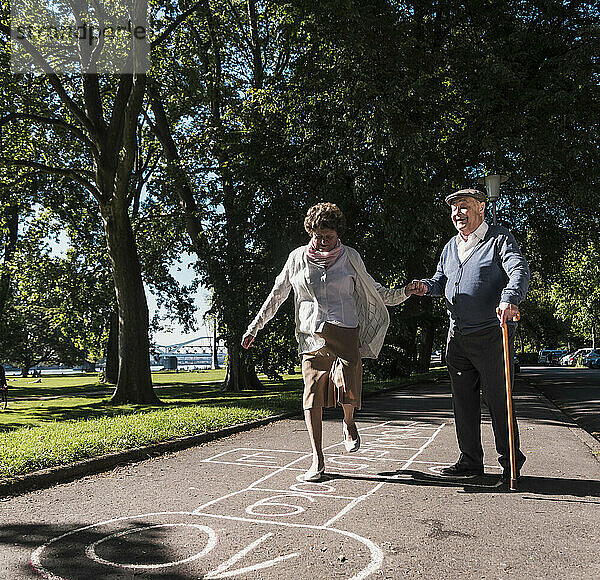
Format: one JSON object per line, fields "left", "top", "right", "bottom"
{"left": 518, "top": 332, "right": 524, "bottom": 355}
{"left": 0, "top": 203, "right": 18, "bottom": 316}
{"left": 405, "top": 320, "right": 418, "bottom": 371}
{"left": 247, "top": 0, "right": 264, "bottom": 89}
{"left": 21, "top": 360, "right": 31, "bottom": 377}
{"left": 219, "top": 166, "right": 263, "bottom": 391}
{"left": 104, "top": 309, "right": 119, "bottom": 383}
{"left": 222, "top": 339, "right": 263, "bottom": 391}
{"left": 211, "top": 319, "right": 220, "bottom": 370}
{"left": 205, "top": 3, "right": 264, "bottom": 392}
{"left": 100, "top": 200, "right": 158, "bottom": 404}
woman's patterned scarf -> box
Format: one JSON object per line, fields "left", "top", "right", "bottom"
{"left": 305, "top": 236, "right": 345, "bottom": 269}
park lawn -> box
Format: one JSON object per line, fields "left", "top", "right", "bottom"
{"left": 0, "top": 370, "right": 241, "bottom": 429}
{"left": 0, "top": 369, "right": 446, "bottom": 479}
{"left": 4, "top": 369, "right": 226, "bottom": 399}
{"left": 0, "top": 369, "right": 290, "bottom": 430}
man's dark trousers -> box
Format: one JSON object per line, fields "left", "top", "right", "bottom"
{"left": 446, "top": 325, "right": 526, "bottom": 470}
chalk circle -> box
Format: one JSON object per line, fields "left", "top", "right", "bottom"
{"left": 246, "top": 494, "right": 315, "bottom": 517}
{"left": 85, "top": 523, "right": 218, "bottom": 570}
{"left": 289, "top": 481, "right": 337, "bottom": 494}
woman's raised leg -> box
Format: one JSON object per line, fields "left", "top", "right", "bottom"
{"left": 342, "top": 403, "right": 360, "bottom": 451}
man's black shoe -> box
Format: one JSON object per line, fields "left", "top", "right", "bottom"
{"left": 439, "top": 462, "right": 484, "bottom": 478}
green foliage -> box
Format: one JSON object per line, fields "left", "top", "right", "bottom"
{"left": 551, "top": 241, "right": 600, "bottom": 344}
{"left": 0, "top": 214, "right": 111, "bottom": 370}
{"left": 2, "top": 0, "right": 600, "bottom": 379}
{"left": 520, "top": 275, "right": 572, "bottom": 350}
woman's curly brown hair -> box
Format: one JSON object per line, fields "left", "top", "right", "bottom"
{"left": 304, "top": 202, "right": 346, "bottom": 235}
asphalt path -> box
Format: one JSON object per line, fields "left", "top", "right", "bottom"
{"left": 521, "top": 366, "right": 600, "bottom": 439}
{"left": 1, "top": 377, "right": 599, "bottom": 579}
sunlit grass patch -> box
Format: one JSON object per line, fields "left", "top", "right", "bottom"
{"left": 0, "top": 401, "right": 297, "bottom": 478}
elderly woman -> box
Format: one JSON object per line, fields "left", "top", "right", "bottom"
{"left": 242, "top": 203, "right": 418, "bottom": 482}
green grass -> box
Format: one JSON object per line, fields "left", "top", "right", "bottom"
{"left": 0, "top": 370, "right": 244, "bottom": 430}
{"left": 0, "top": 368, "right": 446, "bottom": 479}
{"left": 4, "top": 369, "right": 225, "bottom": 399}
{"left": 0, "top": 405, "right": 289, "bottom": 478}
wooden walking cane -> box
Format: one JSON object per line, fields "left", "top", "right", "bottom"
{"left": 497, "top": 307, "right": 520, "bottom": 491}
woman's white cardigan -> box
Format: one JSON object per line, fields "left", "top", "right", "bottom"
{"left": 246, "top": 245, "right": 408, "bottom": 358}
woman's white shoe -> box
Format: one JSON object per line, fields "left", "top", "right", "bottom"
{"left": 296, "top": 466, "right": 325, "bottom": 482}
{"left": 343, "top": 423, "right": 360, "bottom": 452}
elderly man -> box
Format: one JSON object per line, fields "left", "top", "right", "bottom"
{"left": 412, "top": 189, "right": 529, "bottom": 481}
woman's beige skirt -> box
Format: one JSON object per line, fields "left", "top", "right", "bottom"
{"left": 301, "top": 322, "right": 362, "bottom": 410}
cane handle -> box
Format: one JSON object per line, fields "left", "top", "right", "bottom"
{"left": 496, "top": 307, "right": 521, "bottom": 323}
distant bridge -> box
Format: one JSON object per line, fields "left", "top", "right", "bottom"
{"left": 153, "top": 336, "right": 227, "bottom": 369}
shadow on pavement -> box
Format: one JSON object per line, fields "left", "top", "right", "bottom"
{"left": 0, "top": 521, "right": 198, "bottom": 579}
{"left": 324, "top": 469, "right": 600, "bottom": 501}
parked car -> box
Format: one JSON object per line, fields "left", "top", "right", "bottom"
{"left": 583, "top": 349, "right": 600, "bottom": 368}
{"left": 588, "top": 357, "right": 600, "bottom": 369}
{"left": 537, "top": 349, "right": 568, "bottom": 365}
{"left": 562, "top": 348, "right": 593, "bottom": 366}
{"left": 559, "top": 352, "right": 572, "bottom": 365}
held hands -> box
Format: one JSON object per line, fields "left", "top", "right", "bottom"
{"left": 241, "top": 332, "right": 255, "bottom": 349}
{"left": 406, "top": 280, "right": 428, "bottom": 296}
{"left": 496, "top": 303, "right": 520, "bottom": 326}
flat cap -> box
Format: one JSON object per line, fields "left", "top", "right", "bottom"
{"left": 445, "top": 188, "right": 486, "bottom": 206}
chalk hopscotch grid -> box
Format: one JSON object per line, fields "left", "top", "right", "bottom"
{"left": 322, "top": 423, "right": 445, "bottom": 528}
{"left": 194, "top": 421, "right": 445, "bottom": 517}
{"left": 204, "top": 452, "right": 426, "bottom": 471}
{"left": 192, "top": 420, "right": 408, "bottom": 513}
{"left": 201, "top": 422, "right": 443, "bottom": 474}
